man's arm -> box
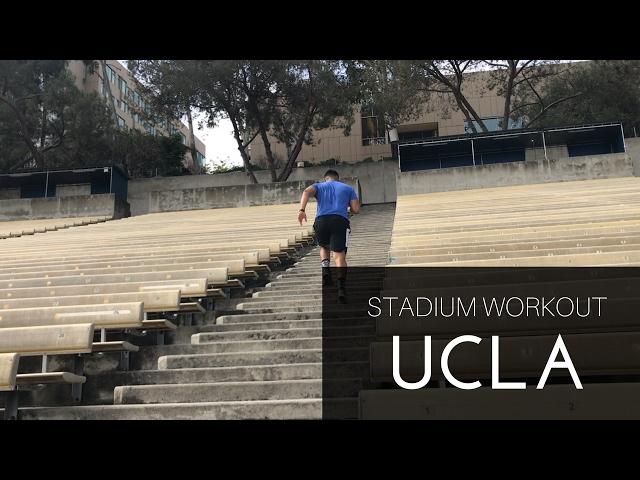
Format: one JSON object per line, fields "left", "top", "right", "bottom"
{"left": 298, "top": 185, "right": 316, "bottom": 225}
{"left": 348, "top": 187, "right": 360, "bottom": 214}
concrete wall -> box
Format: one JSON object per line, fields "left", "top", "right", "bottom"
{"left": 626, "top": 137, "right": 640, "bottom": 176}
{"left": 0, "top": 188, "right": 20, "bottom": 200}
{"left": 396, "top": 152, "right": 633, "bottom": 196}
{"left": 525, "top": 145, "right": 569, "bottom": 162}
{"left": 0, "top": 194, "right": 124, "bottom": 221}
{"left": 128, "top": 161, "right": 396, "bottom": 215}
{"left": 143, "top": 178, "right": 361, "bottom": 215}
{"left": 56, "top": 183, "right": 92, "bottom": 197}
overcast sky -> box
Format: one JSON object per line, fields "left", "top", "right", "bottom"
{"left": 197, "top": 117, "right": 242, "bottom": 168}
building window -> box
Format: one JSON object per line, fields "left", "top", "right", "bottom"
{"left": 105, "top": 65, "right": 117, "bottom": 84}
{"left": 196, "top": 151, "right": 206, "bottom": 166}
{"left": 180, "top": 132, "right": 187, "bottom": 145}
{"left": 361, "top": 103, "right": 386, "bottom": 146}
{"left": 117, "top": 115, "right": 126, "bottom": 129}
{"left": 118, "top": 75, "right": 127, "bottom": 92}
{"left": 144, "top": 123, "right": 155, "bottom": 136}
{"left": 121, "top": 101, "right": 129, "bottom": 113}
{"left": 464, "top": 116, "right": 523, "bottom": 134}
{"left": 398, "top": 129, "right": 438, "bottom": 142}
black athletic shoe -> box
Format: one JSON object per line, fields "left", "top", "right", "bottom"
{"left": 337, "top": 279, "right": 347, "bottom": 303}
{"left": 337, "top": 287, "right": 347, "bottom": 303}
{"left": 322, "top": 270, "right": 333, "bottom": 286}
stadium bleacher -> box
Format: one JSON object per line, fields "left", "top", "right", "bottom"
{"left": 0, "top": 202, "right": 317, "bottom": 419}
{"left": 3, "top": 176, "right": 640, "bottom": 419}
{"left": 0, "top": 216, "right": 112, "bottom": 239}
{"left": 361, "top": 177, "right": 640, "bottom": 419}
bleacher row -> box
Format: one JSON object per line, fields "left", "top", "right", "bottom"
{"left": 0, "top": 216, "right": 112, "bottom": 239}
{"left": 360, "top": 177, "right": 640, "bottom": 419}
{"left": 388, "top": 177, "right": 640, "bottom": 267}
{"left": 0, "top": 202, "right": 316, "bottom": 419}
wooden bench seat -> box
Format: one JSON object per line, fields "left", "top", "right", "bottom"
{"left": 0, "top": 259, "right": 245, "bottom": 280}
{"left": 0, "top": 302, "right": 144, "bottom": 329}
{"left": 0, "top": 268, "right": 228, "bottom": 291}
{"left": 0, "top": 353, "right": 19, "bottom": 392}
{"left": 0, "top": 324, "right": 95, "bottom": 356}
{"left": 0, "top": 278, "right": 208, "bottom": 300}
{"left": 0, "top": 289, "right": 182, "bottom": 313}
{"left": 91, "top": 341, "right": 139, "bottom": 353}
{"left": 16, "top": 372, "right": 86, "bottom": 386}
{"left": 179, "top": 302, "right": 206, "bottom": 314}
{"left": 0, "top": 323, "right": 96, "bottom": 419}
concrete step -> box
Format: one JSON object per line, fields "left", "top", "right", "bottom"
{"left": 261, "top": 283, "right": 384, "bottom": 292}
{"left": 114, "top": 378, "right": 362, "bottom": 404}
{"left": 235, "top": 305, "right": 370, "bottom": 314}
{"left": 217, "top": 312, "right": 323, "bottom": 323}
{"left": 191, "top": 335, "right": 374, "bottom": 350}
{"left": 252, "top": 291, "right": 325, "bottom": 299}
{"left": 81, "top": 362, "right": 370, "bottom": 404}
{"left": 158, "top": 347, "right": 369, "bottom": 369}
{"left": 236, "top": 299, "right": 322, "bottom": 309}
{"left": 13, "top": 398, "right": 358, "bottom": 420}
{"left": 278, "top": 271, "right": 386, "bottom": 279}
{"left": 251, "top": 290, "right": 382, "bottom": 300}
{"left": 132, "top": 336, "right": 369, "bottom": 370}
{"left": 217, "top": 313, "right": 375, "bottom": 326}
{"left": 204, "top": 319, "right": 324, "bottom": 331}
{"left": 192, "top": 325, "right": 373, "bottom": 342}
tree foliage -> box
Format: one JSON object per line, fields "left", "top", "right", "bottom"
{"left": 129, "top": 60, "right": 361, "bottom": 182}
{"left": 0, "top": 60, "right": 189, "bottom": 177}
{"left": 516, "top": 60, "right": 640, "bottom": 135}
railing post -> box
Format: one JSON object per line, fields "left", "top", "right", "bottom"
{"left": 471, "top": 139, "right": 476, "bottom": 166}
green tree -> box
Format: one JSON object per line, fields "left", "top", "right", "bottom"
{"left": 113, "top": 130, "right": 187, "bottom": 178}
{"left": 515, "top": 60, "right": 640, "bottom": 135}
{"left": 130, "top": 60, "right": 362, "bottom": 183}
{"left": 127, "top": 60, "right": 202, "bottom": 173}
{"left": 130, "top": 60, "right": 261, "bottom": 183}
{"left": 266, "top": 60, "right": 361, "bottom": 181}
{"left": 351, "top": 60, "right": 425, "bottom": 136}
{"left": 0, "top": 60, "right": 77, "bottom": 171}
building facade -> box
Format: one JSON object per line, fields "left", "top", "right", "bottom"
{"left": 247, "top": 69, "right": 523, "bottom": 166}
{"left": 67, "top": 60, "right": 206, "bottom": 172}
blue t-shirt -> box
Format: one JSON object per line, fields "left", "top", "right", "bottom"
{"left": 313, "top": 180, "right": 358, "bottom": 219}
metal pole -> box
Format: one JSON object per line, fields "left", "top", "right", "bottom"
{"left": 621, "top": 124, "right": 627, "bottom": 153}
{"left": 42, "top": 354, "right": 48, "bottom": 373}
{"left": 44, "top": 171, "right": 49, "bottom": 198}
{"left": 397, "top": 144, "right": 401, "bottom": 172}
{"left": 109, "top": 166, "right": 113, "bottom": 194}
{"left": 541, "top": 131, "right": 548, "bottom": 161}
{"left": 471, "top": 139, "right": 476, "bottom": 166}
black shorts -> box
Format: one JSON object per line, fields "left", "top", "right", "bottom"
{"left": 314, "top": 215, "right": 351, "bottom": 253}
